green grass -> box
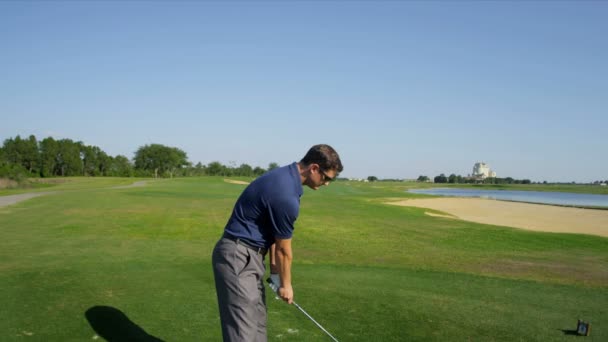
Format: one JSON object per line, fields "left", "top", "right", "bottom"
{"left": 1, "top": 177, "right": 606, "bottom": 341}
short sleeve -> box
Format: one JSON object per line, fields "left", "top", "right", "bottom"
{"left": 268, "top": 196, "right": 299, "bottom": 239}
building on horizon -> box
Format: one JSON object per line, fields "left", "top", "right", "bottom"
{"left": 472, "top": 162, "right": 496, "bottom": 179}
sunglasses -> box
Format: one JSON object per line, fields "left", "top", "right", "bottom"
{"left": 320, "top": 170, "right": 335, "bottom": 183}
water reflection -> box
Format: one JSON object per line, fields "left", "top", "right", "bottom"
{"left": 408, "top": 188, "right": 608, "bottom": 208}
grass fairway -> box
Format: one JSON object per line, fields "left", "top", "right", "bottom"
{"left": 1, "top": 178, "right": 606, "bottom": 341}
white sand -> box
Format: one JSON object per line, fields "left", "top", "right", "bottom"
{"left": 223, "top": 179, "right": 250, "bottom": 185}
{"left": 388, "top": 197, "right": 608, "bottom": 237}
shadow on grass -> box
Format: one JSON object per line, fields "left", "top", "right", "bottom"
{"left": 85, "top": 306, "right": 165, "bottom": 342}
{"left": 559, "top": 329, "right": 579, "bottom": 336}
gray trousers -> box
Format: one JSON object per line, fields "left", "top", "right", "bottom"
{"left": 212, "top": 237, "right": 267, "bottom": 342}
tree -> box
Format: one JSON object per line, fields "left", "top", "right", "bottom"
{"left": 134, "top": 144, "right": 188, "bottom": 178}
{"left": 2, "top": 135, "right": 39, "bottom": 175}
{"left": 434, "top": 174, "right": 448, "bottom": 183}
{"left": 97, "top": 150, "right": 111, "bottom": 176}
{"left": 268, "top": 162, "right": 279, "bottom": 171}
{"left": 448, "top": 174, "right": 457, "bottom": 184}
{"left": 190, "top": 162, "right": 206, "bottom": 176}
{"left": 367, "top": 176, "right": 378, "bottom": 182}
{"left": 235, "top": 163, "right": 253, "bottom": 177}
{"left": 0, "top": 160, "right": 28, "bottom": 181}
{"left": 417, "top": 175, "right": 429, "bottom": 182}
{"left": 206, "top": 161, "right": 224, "bottom": 176}
{"left": 25, "top": 135, "right": 39, "bottom": 174}
{"left": 39, "top": 137, "right": 59, "bottom": 177}
{"left": 108, "top": 155, "right": 133, "bottom": 177}
{"left": 253, "top": 166, "right": 266, "bottom": 177}
{"left": 56, "top": 139, "right": 83, "bottom": 176}
{"left": 82, "top": 145, "right": 107, "bottom": 176}
{"left": 0, "top": 145, "right": 28, "bottom": 181}
{"left": 487, "top": 177, "right": 499, "bottom": 184}
{"left": 1, "top": 137, "right": 20, "bottom": 165}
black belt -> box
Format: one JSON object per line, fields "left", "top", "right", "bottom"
{"left": 223, "top": 233, "right": 267, "bottom": 256}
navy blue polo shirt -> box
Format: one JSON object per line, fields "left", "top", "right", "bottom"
{"left": 223, "top": 162, "right": 303, "bottom": 249}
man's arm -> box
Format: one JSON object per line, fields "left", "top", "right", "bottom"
{"left": 268, "top": 243, "right": 281, "bottom": 290}
{"left": 269, "top": 243, "right": 279, "bottom": 274}
{"left": 274, "top": 237, "right": 293, "bottom": 304}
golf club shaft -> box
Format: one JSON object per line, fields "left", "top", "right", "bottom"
{"left": 267, "top": 278, "right": 339, "bottom": 341}
{"left": 293, "top": 302, "right": 339, "bottom": 342}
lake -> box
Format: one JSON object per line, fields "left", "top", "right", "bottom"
{"left": 408, "top": 188, "right": 608, "bottom": 208}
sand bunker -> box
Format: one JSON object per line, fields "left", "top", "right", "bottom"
{"left": 388, "top": 198, "right": 608, "bottom": 237}
{"left": 223, "top": 179, "right": 250, "bottom": 185}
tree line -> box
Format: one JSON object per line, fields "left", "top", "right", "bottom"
{"left": 418, "top": 174, "right": 532, "bottom": 184}
{"left": 422, "top": 174, "right": 607, "bottom": 185}
{"left": 0, "top": 135, "right": 278, "bottom": 181}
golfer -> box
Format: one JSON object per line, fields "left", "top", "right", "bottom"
{"left": 212, "top": 144, "right": 343, "bottom": 342}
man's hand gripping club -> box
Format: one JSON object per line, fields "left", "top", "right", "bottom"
{"left": 267, "top": 274, "right": 294, "bottom": 304}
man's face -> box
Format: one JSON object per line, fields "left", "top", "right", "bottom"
{"left": 306, "top": 164, "right": 337, "bottom": 190}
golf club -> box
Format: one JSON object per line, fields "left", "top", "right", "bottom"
{"left": 267, "top": 278, "right": 340, "bottom": 342}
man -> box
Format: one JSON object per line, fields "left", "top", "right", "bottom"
{"left": 212, "top": 144, "right": 343, "bottom": 342}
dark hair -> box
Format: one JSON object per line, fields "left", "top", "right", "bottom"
{"left": 300, "top": 144, "right": 343, "bottom": 173}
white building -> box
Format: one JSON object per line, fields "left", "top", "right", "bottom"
{"left": 472, "top": 162, "right": 496, "bottom": 179}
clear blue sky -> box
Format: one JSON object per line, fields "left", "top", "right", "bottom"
{"left": 1, "top": 1, "right": 606, "bottom": 183}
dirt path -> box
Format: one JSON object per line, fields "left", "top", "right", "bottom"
{"left": 388, "top": 197, "right": 608, "bottom": 237}
{"left": 0, "top": 192, "right": 54, "bottom": 208}
{"left": 110, "top": 181, "right": 148, "bottom": 189}
{"left": 0, "top": 181, "right": 148, "bottom": 208}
